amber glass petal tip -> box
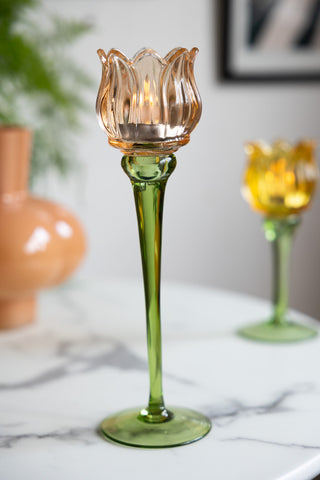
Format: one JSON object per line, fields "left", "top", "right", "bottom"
{"left": 97, "top": 49, "right": 107, "bottom": 63}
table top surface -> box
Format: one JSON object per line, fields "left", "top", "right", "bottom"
{"left": 1, "top": 279, "right": 320, "bottom": 480}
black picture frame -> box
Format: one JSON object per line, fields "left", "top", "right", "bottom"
{"left": 221, "top": 0, "right": 320, "bottom": 82}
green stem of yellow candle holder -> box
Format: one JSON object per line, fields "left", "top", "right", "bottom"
{"left": 121, "top": 154, "right": 176, "bottom": 423}
{"left": 238, "top": 215, "right": 317, "bottom": 342}
{"left": 264, "top": 216, "right": 300, "bottom": 327}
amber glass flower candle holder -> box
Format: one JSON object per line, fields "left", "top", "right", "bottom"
{"left": 96, "top": 47, "right": 211, "bottom": 447}
{"left": 240, "top": 140, "right": 318, "bottom": 342}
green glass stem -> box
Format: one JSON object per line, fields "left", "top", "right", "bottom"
{"left": 238, "top": 215, "right": 316, "bottom": 342}
{"left": 121, "top": 154, "right": 176, "bottom": 424}
{"left": 263, "top": 216, "right": 300, "bottom": 326}
{"left": 100, "top": 153, "right": 211, "bottom": 446}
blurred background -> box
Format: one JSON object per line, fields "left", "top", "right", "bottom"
{"left": 24, "top": 0, "right": 320, "bottom": 319}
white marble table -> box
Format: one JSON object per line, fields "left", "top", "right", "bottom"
{"left": 1, "top": 279, "right": 320, "bottom": 480}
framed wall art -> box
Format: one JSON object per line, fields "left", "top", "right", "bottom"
{"left": 222, "top": 0, "right": 320, "bottom": 81}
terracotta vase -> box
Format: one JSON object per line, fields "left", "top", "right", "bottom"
{"left": 0, "top": 127, "right": 86, "bottom": 329}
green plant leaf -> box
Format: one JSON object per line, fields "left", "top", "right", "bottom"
{"left": 0, "top": 0, "right": 93, "bottom": 183}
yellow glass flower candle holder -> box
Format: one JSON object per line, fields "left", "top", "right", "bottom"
{"left": 240, "top": 140, "right": 318, "bottom": 342}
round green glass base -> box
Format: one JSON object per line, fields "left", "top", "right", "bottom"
{"left": 100, "top": 406, "right": 211, "bottom": 448}
{"left": 238, "top": 320, "right": 317, "bottom": 343}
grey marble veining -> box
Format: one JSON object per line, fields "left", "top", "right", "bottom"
{"left": 204, "top": 383, "right": 316, "bottom": 425}
{"left": 0, "top": 341, "right": 147, "bottom": 391}
{"left": 0, "top": 332, "right": 193, "bottom": 392}
{"left": 223, "top": 436, "right": 320, "bottom": 450}
{"left": 0, "top": 426, "right": 97, "bottom": 449}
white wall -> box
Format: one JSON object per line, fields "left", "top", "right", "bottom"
{"left": 39, "top": 0, "right": 320, "bottom": 319}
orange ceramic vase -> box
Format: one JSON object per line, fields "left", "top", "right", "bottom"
{"left": 0, "top": 127, "right": 86, "bottom": 329}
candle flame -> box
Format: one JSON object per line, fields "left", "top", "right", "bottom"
{"left": 143, "top": 78, "right": 150, "bottom": 103}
